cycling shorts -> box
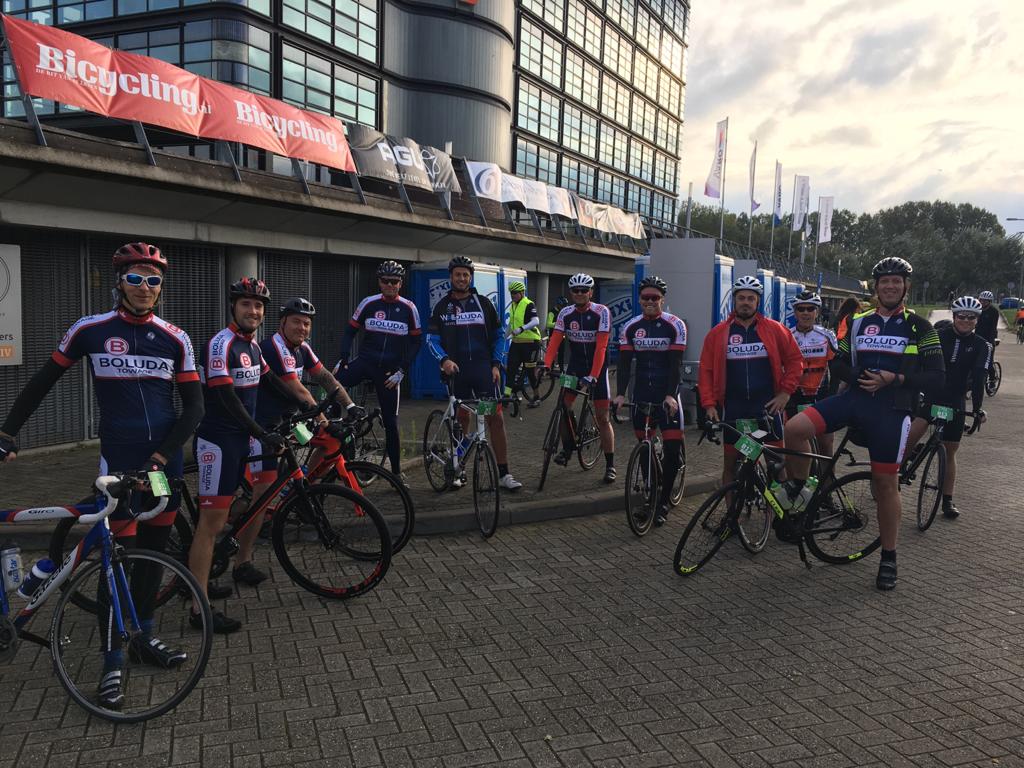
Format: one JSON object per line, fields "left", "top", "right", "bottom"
{"left": 565, "top": 362, "right": 611, "bottom": 405}
{"left": 720, "top": 413, "right": 783, "bottom": 457}
{"left": 631, "top": 397, "right": 683, "bottom": 441}
{"left": 448, "top": 362, "right": 499, "bottom": 403}
{"left": 916, "top": 398, "right": 967, "bottom": 443}
{"left": 805, "top": 390, "right": 911, "bottom": 473}
{"left": 99, "top": 442, "right": 183, "bottom": 534}
{"left": 194, "top": 434, "right": 260, "bottom": 509}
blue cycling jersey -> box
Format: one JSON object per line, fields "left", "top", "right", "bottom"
{"left": 197, "top": 323, "right": 268, "bottom": 438}
{"left": 618, "top": 312, "right": 687, "bottom": 400}
{"left": 724, "top": 320, "right": 775, "bottom": 418}
{"left": 427, "top": 291, "right": 504, "bottom": 366}
{"left": 53, "top": 308, "right": 199, "bottom": 444}
{"left": 341, "top": 294, "right": 422, "bottom": 371}
{"left": 256, "top": 332, "right": 323, "bottom": 427}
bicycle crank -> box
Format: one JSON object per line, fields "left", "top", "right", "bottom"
{"left": 0, "top": 615, "right": 20, "bottom": 663}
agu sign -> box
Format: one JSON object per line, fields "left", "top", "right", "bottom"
{"left": 0, "top": 245, "right": 22, "bottom": 366}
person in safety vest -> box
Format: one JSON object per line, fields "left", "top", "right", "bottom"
{"left": 503, "top": 281, "right": 544, "bottom": 408}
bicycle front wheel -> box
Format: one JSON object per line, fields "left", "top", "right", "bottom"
{"left": 576, "top": 400, "right": 602, "bottom": 470}
{"left": 916, "top": 444, "right": 946, "bottom": 532}
{"left": 271, "top": 484, "right": 392, "bottom": 599}
{"left": 351, "top": 417, "right": 388, "bottom": 485}
{"left": 422, "top": 409, "right": 455, "bottom": 492}
{"left": 986, "top": 362, "right": 1002, "bottom": 396}
{"left": 538, "top": 403, "right": 562, "bottom": 491}
{"left": 625, "top": 441, "right": 659, "bottom": 536}
{"left": 535, "top": 371, "right": 557, "bottom": 402}
{"left": 668, "top": 440, "right": 686, "bottom": 507}
{"left": 50, "top": 548, "right": 213, "bottom": 723}
{"left": 471, "top": 442, "right": 500, "bottom": 538}
{"left": 736, "top": 465, "right": 772, "bottom": 554}
{"left": 673, "top": 483, "right": 737, "bottom": 576}
{"left": 328, "top": 460, "right": 415, "bottom": 554}
{"left": 803, "top": 471, "right": 881, "bottom": 564}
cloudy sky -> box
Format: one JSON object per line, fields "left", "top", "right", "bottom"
{"left": 681, "top": 0, "right": 1024, "bottom": 232}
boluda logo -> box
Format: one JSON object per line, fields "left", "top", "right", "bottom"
{"left": 283, "top": 356, "right": 296, "bottom": 368}
{"left": 864, "top": 325, "right": 880, "bottom": 336}
{"left": 365, "top": 318, "right": 409, "bottom": 335}
{"left": 200, "top": 451, "right": 215, "bottom": 464}
{"left": 634, "top": 337, "right": 669, "bottom": 351}
{"left": 726, "top": 342, "right": 768, "bottom": 359}
{"left": 209, "top": 357, "right": 225, "bottom": 371}
{"left": 570, "top": 321, "right": 580, "bottom": 331}
{"left": 240, "top": 353, "right": 252, "bottom": 367}
{"left": 729, "top": 334, "right": 743, "bottom": 344}
{"left": 92, "top": 354, "right": 174, "bottom": 379}
{"left": 105, "top": 337, "right": 128, "bottom": 354}
{"left": 375, "top": 311, "right": 386, "bottom": 320}
{"left": 856, "top": 336, "right": 908, "bottom": 351}
{"left": 634, "top": 328, "right": 647, "bottom": 339}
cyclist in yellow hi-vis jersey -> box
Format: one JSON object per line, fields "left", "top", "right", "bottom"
{"left": 503, "top": 281, "right": 544, "bottom": 408}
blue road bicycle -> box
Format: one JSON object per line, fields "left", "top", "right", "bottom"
{"left": 1, "top": 474, "right": 213, "bottom": 723}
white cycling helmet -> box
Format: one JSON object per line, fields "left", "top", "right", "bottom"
{"left": 951, "top": 296, "right": 983, "bottom": 315}
{"left": 793, "top": 289, "right": 822, "bottom": 308}
{"left": 978, "top": 290, "right": 994, "bottom": 301}
{"left": 733, "top": 275, "right": 763, "bottom": 295}
{"left": 568, "top": 273, "right": 595, "bottom": 289}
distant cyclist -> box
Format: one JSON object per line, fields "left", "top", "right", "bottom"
{"left": 905, "top": 296, "right": 989, "bottom": 519}
{"left": 783, "top": 258, "right": 945, "bottom": 590}
{"left": 542, "top": 273, "right": 617, "bottom": 483}
{"left": 613, "top": 275, "right": 687, "bottom": 525}
{"left": 546, "top": 295, "right": 569, "bottom": 371}
{"left": 698, "top": 275, "right": 803, "bottom": 489}
{"left": 503, "top": 280, "right": 543, "bottom": 408}
{"left": 976, "top": 290, "right": 1000, "bottom": 386}
{"left": 426, "top": 256, "right": 522, "bottom": 491}
{"left": 0, "top": 242, "right": 204, "bottom": 709}
{"left": 787, "top": 290, "right": 838, "bottom": 459}
{"left": 337, "top": 260, "right": 422, "bottom": 481}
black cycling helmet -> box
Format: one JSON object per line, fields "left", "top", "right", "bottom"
{"left": 448, "top": 255, "right": 475, "bottom": 274}
{"left": 376, "top": 260, "right": 405, "bottom": 279}
{"left": 555, "top": 296, "right": 569, "bottom": 308}
{"left": 280, "top": 297, "right": 316, "bottom": 318}
{"left": 871, "top": 257, "right": 913, "bottom": 280}
{"left": 793, "top": 290, "right": 822, "bottom": 307}
{"left": 639, "top": 275, "right": 668, "bottom": 295}
{"left": 229, "top": 277, "right": 271, "bottom": 304}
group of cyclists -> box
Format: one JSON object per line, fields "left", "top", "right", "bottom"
{"left": 0, "top": 242, "right": 1006, "bottom": 709}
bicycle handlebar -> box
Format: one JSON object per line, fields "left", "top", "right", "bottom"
{"left": 78, "top": 473, "right": 170, "bottom": 524}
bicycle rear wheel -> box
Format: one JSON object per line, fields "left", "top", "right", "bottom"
{"left": 535, "top": 371, "right": 557, "bottom": 402}
{"left": 673, "top": 483, "right": 736, "bottom": 575}
{"left": 916, "top": 443, "right": 946, "bottom": 532}
{"left": 538, "top": 403, "right": 562, "bottom": 491}
{"left": 271, "top": 484, "right": 391, "bottom": 599}
{"left": 668, "top": 440, "right": 686, "bottom": 507}
{"left": 736, "top": 465, "right": 772, "bottom": 554}
{"left": 327, "top": 461, "right": 415, "bottom": 554}
{"left": 803, "top": 471, "right": 881, "bottom": 564}
{"left": 986, "top": 361, "right": 1002, "bottom": 396}
{"left": 471, "top": 442, "right": 500, "bottom": 538}
{"left": 625, "top": 441, "right": 659, "bottom": 536}
{"left": 422, "top": 409, "right": 455, "bottom": 492}
{"left": 351, "top": 416, "right": 387, "bottom": 485}
{"left": 577, "top": 400, "right": 602, "bottom": 470}
{"left": 50, "top": 548, "right": 213, "bottom": 723}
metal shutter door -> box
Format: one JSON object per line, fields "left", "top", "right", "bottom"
{"left": 309, "top": 255, "right": 353, "bottom": 370}
{"left": 0, "top": 230, "right": 87, "bottom": 449}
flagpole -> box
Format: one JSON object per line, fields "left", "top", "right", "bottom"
{"left": 769, "top": 215, "right": 776, "bottom": 262}
{"left": 769, "top": 161, "right": 778, "bottom": 263}
{"left": 747, "top": 141, "right": 756, "bottom": 250}
{"left": 685, "top": 181, "right": 693, "bottom": 237}
{"left": 719, "top": 121, "right": 729, "bottom": 244}
{"left": 787, "top": 175, "right": 796, "bottom": 261}
{"left": 813, "top": 196, "right": 821, "bottom": 268}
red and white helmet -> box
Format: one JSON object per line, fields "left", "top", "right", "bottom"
{"left": 112, "top": 242, "right": 167, "bottom": 273}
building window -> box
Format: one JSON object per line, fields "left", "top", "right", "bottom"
{"left": 601, "top": 76, "right": 630, "bottom": 128}
{"left": 517, "top": 79, "right": 561, "bottom": 143}
{"left": 562, "top": 157, "right": 596, "bottom": 197}
{"left": 519, "top": 17, "right": 563, "bottom": 89}
{"left": 565, "top": 0, "right": 601, "bottom": 57}
{"left": 656, "top": 110, "right": 679, "bottom": 154}
{"left": 521, "top": 0, "right": 564, "bottom": 32}
{"left": 604, "top": 0, "right": 634, "bottom": 37}
{"left": 562, "top": 104, "right": 598, "bottom": 159}
{"left": 653, "top": 150, "right": 677, "bottom": 194}
{"left": 630, "top": 139, "right": 653, "bottom": 184}
{"left": 634, "top": 5, "right": 659, "bottom": 56}
{"left": 597, "top": 170, "right": 625, "bottom": 207}
{"left": 564, "top": 49, "right": 600, "bottom": 110}
{"left": 602, "top": 26, "right": 632, "bottom": 81}
{"left": 628, "top": 183, "right": 651, "bottom": 217}
{"left": 600, "top": 123, "right": 628, "bottom": 172}
{"left": 183, "top": 20, "right": 272, "bottom": 94}
{"left": 631, "top": 97, "right": 656, "bottom": 143}
{"left": 283, "top": 43, "right": 377, "bottom": 124}
{"left": 282, "top": 0, "right": 377, "bottom": 62}
{"left": 660, "top": 70, "right": 682, "bottom": 118}
{"left": 515, "top": 137, "right": 558, "bottom": 184}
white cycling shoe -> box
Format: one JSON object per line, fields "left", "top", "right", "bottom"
{"left": 499, "top": 474, "right": 523, "bottom": 491}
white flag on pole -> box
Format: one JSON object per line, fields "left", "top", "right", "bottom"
{"left": 792, "top": 175, "right": 810, "bottom": 231}
{"left": 465, "top": 161, "right": 503, "bottom": 202}
{"left": 749, "top": 141, "right": 760, "bottom": 212}
{"left": 772, "top": 161, "right": 783, "bottom": 225}
{"left": 704, "top": 118, "right": 728, "bottom": 198}
{"left": 818, "top": 196, "right": 834, "bottom": 244}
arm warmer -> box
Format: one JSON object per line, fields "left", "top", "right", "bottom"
{"left": 154, "top": 380, "right": 204, "bottom": 461}
{"left": 1, "top": 359, "right": 67, "bottom": 437}
{"left": 426, "top": 333, "right": 448, "bottom": 362}
{"left": 970, "top": 343, "right": 991, "bottom": 413}
{"left": 589, "top": 331, "right": 610, "bottom": 379}
{"left": 543, "top": 330, "right": 564, "bottom": 368}
{"left": 403, "top": 332, "right": 423, "bottom": 371}
{"left": 615, "top": 349, "right": 633, "bottom": 397}
{"left": 338, "top": 322, "right": 359, "bottom": 364}
{"left": 213, "top": 384, "right": 266, "bottom": 438}
{"left": 519, "top": 316, "right": 541, "bottom": 333}
{"left": 666, "top": 349, "right": 682, "bottom": 395}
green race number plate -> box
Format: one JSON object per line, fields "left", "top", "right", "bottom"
{"left": 560, "top": 374, "right": 578, "bottom": 389}
{"left": 476, "top": 400, "right": 497, "bottom": 416}
{"left": 292, "top": 423, "right": 313, "bottom": 445}
{"left": 797, "top": 403, "right": 812, "bottom": 413}
{"left": 736, "top": 418, "right": 758, "bottom": 434}
{"left": 147, "top": 470, "right": 171, "bottom": 497}
{"left": 930, "top": 405, "right": 954, "bottom": 421}
{"left": 734, "top": 434, "right": 763, "bottom": 461}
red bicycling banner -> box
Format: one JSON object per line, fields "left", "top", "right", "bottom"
{"left": 1, "top": 15, "right": 356, "bottom": 172}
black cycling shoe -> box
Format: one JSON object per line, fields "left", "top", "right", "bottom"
{"left": 232, "top": 561, "right": 267, "bottom": 586}
{"left": 603, "top": 465, "right": 617, "bottom": 484}
{"left": 192, "top": 609, "right": 242, "bottom": 634}
{"left": 654, "top": 504, "right": 669, "bottom": 527}
{"left": 207, "top": 581, "right": 232, "bottom": 600}
{"left": 97, "top": 665, "right": 125, "bottom": 710}
{"left": 553, "top": 451, "right": 570, "bottom": 466}
{"left": 129, "top": 634, "right": 187, "bottom": 669}
{"left": 942, "top": 500, "right": 960, "bottom": 519}
{"left": 876, "top": 560, "right": 898, "bottom": 591}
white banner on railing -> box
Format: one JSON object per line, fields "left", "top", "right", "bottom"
{"left": 465, "top": 161, "right": 503, "bottom": 202}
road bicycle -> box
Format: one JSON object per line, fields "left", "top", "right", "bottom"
{"left": 537, "top": 373, "right": 603, "bottom": 491}
{"left": 986, "top": 338, "right": 1002, "bottom": 396}
{"left": 51, "top": 398, "right": 392, "bottom": 604}
{"left": 674, "top": 423, "right": 881, "bottom": 576}
{"left": 506, "top": 367, "right": 558, "bottom": 418}
{"left": 422, "top": 387, "right": 516, "bottom": 538}
{"left": 2, "top": 474, "right": 213, "bottom": 722}
{"left": 1016, "top": 323, "right": 1024, "bottom": 345}
{"left": 617, "top": 401, "right": 686, "bottom": 536}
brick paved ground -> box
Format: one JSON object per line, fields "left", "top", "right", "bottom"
{"left": 2, "top": 334, "right": 1024, "bottom": 767}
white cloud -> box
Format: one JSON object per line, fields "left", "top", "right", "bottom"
{"left": 681, "top": 0, "right": 1024, "bottom": 230}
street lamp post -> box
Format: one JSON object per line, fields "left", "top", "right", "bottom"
{"left": 1007, "top": 218, "right": 1024, "bottom": 300}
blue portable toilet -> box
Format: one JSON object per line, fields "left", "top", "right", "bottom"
{"left": 774, "top": 276, "right": 788, "bottom": 321}
{"left": 714, "top": 255, "right": 735, "bottom": 325}
{"left": 598, "top": 279, "right": 637, "bottom": 363}
{"left": 783, "top": 281, "right": 805, "bottom": 328}
{"left": 757, "top": 269, "right": 775, "bottom": 321}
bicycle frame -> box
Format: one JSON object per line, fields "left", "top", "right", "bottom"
{"left": 553, "top": 380, "right": 592, "bottom": 449}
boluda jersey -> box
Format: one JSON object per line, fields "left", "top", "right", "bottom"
{"left": 197, "top": 323, "right": 269, "bottom": 438}
{"left": 618, "top": 312, "right": 687, "bottom": 399}
{"left": 348, "top": 294, "right": 422, "bottom": 369}
{"left": 52, "top": 309, "right": 199, "bottom": 445}
{"left": 792, "top": 325, "right": 837, "bottom": 396}
{"left": 555, "top": 303, "right": 612, "bottom": 374}
{"left": 724, "top": 321, "right": 775, "bottom": 410}
{"left": 256, "top": 332, "right": 323, "bottom": 426}
{"left": 846, "top": 311, "right": 915, "bottom": 375}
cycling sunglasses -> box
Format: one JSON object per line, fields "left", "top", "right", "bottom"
{"left": 639, "top": 293, "right": 663, "bottom": 302}
{"left": 953, "top": 313, "right": 978, "bottom": 321}
{"left": 793, "top": 305, "right": 817, "bottom": 313}
{"left": 570, "top": 287, "right": 591, "bottom": 294}
{"left": 122, "top": 273, "right": 163, "bottom": 288}
{"left": 378, "top": 278, "right": 401, "bottom": 285}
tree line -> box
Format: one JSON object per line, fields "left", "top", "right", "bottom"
{"left": 681, "top": 200, "right": 1024, "bottom": 303}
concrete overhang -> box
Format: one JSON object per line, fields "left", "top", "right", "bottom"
{"left": 0, "top": 118, "right": 641, "bottom": 278}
